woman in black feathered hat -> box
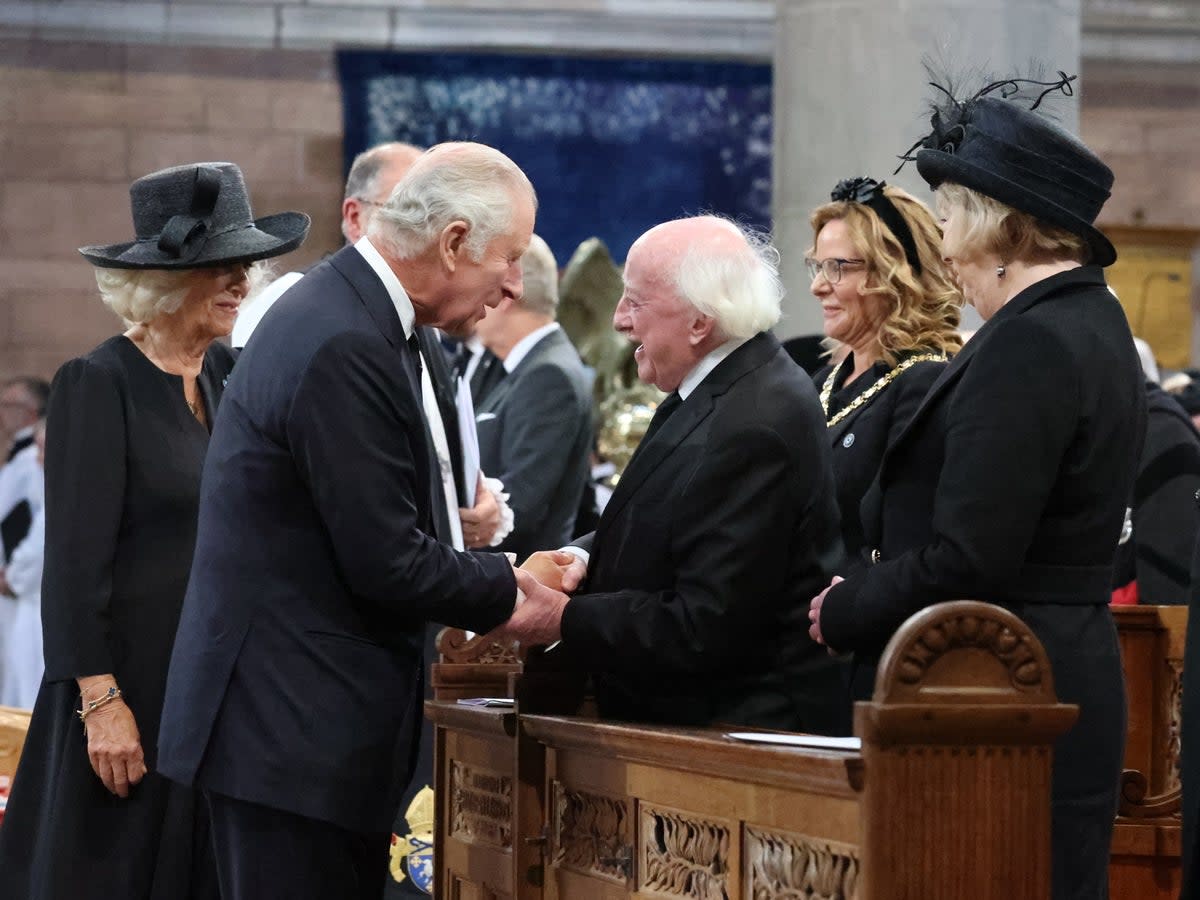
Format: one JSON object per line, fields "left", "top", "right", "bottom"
{"left": 0, "top": 162, "right": 308, "bottom": 899}
{"left": 807, "top": 73, "right": 1145, "bottom": 900}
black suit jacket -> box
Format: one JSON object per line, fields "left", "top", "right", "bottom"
{"left": 822, "top": 267, "right": 1146, "bottom": 655}
{"left": 476, "top": 328, "right": 593, "bottom": 560}
{"left": 557, "top": 333, "right": 846, "bottom": 732}
{"left": 815, "top": 355, "right": 946, "bottom": 573}
{"left": 158, "top": 244, "right": 516, "bottom": 833}
{"left": 469, "top": 349, "right": 506, "bottom": 406}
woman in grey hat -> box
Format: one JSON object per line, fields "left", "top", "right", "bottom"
{"left": 0, "top": 162, "right": 308, "bottom": 900}
{"left": 807, "top": 74, "right": 1144, "bottom": 900}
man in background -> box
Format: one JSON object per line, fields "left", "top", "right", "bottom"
{"left": 474, "top": 234, "right": 592, "bottom": 561}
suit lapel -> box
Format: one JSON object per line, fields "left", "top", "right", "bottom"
{"left": 477, "top": 329, "right": 561, "bottom": 415}
{"left": 599, "top": 333, "right": 780, "bottom": 526}
{"left": 328, "top": 246, "right": 409, "bottom": 353}
{"left": 602, "top": 391, "right": 714, "bottom": 524}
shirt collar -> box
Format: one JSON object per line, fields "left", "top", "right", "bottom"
{"left": 678, "top": 337, "right": 749, "bottom": 400}
{"left": 354, "top": 236, "right": 415, "bottom": 339}
{"left": 503, "top": 322, "right": 560, "bottom": 373}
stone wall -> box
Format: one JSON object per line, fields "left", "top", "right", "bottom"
{"left": 0, "top": 40, "right": 345, "bottom": 381}
{"left": 0, "top": 30, "right": 1196, "bottom": 380}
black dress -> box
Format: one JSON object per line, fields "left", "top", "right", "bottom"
{"left": 0, "top": 335, "right": 234, "bottom": 900}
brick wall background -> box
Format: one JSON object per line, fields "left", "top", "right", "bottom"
{"left": 0, "top": 0, "right": 1197, "bottom": 381}
{"left": 0, "top": 41, "right": 346, "bottom": 381}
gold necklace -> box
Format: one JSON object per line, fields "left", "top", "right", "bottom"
{"left": 820, "top": 353, "right": 947, "bottom": 429}
{"left": 186, "top": 395, "right": 202, "bottom": 417}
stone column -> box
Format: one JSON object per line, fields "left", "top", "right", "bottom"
{"left": 772, "top": 0, "right": 1083, "bottom": 338}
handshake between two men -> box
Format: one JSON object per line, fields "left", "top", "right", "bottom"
{"left": 486, "top": 550, "right": 588, "bottom": 649}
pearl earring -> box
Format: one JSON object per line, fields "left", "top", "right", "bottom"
{"left": 996, "top": 264, "right": 1006, "bottom": 279}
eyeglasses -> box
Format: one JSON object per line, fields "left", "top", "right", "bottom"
{"left": 354, "top": 197, "right": 385, "bottom": 209}
{"left": 805, "top": 257, "right": 866, "bottom": 285}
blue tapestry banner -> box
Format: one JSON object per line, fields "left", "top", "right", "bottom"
{"left": 337, "top": 51, "right": 773, "bottom": 265}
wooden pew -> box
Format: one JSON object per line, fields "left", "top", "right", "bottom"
{"left": 0, "top": 706, "right": 31, "bottom": 781}
{"left": 1110, "top": 604, "right": 1186, "bottom": 899}
{"left": 429, "top": 600, "right": 1078, "bottom": 899}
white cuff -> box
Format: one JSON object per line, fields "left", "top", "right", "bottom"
{"left": 559, "top": 545, "right": 590, "bottom": 568}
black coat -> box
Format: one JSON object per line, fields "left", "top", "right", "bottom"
{"left": 820, "top": 266, "right": 1146, "bottom": 900}
{"left": 559, "top": 333, "right": 847, "bottom": 732}
{"left": 814, "top": 353, "right": 947, "bottom": 572}
{"left": 1111, "top": 382, "right": 1200, "bottom": 603}
{"left": 157, "top": 244, "right": 516, "bottom": 835}
{"left": 0, "top": 336, "right": 233, "bottom": 900}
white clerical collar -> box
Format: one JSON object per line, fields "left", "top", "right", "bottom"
{"left": 678, "top": 337, "right": 749, "bottom": 400}
{"left": 355, "top": 236, "right": 415, "bottom": 339}
{"left": 502, "top": 322, "right": 560, "bottom": 373}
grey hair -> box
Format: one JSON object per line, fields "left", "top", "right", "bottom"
{"left": 674, "top": 217, "right": 783, "bottom": 339}
{"left": 368, "top": 142, "right": 536, "bottom": 263}
{"left": 343, "top": 142, "right": 423, "bottom": 204}
{"left": 517, "top": 234, "right": 559, "bottom": 317}
{"left": 96, "top": 262, "right": 271, "bottom": 325}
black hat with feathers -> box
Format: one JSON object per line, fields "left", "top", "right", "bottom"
{"left": 898, "top": 71, "right": 1117, "bottom": 267}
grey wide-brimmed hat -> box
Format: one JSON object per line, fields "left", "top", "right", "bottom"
{"left": 903, "top": 74, "right": 1116, "bottom": 267}
{"left": 80, "top": 162, "right": 310, "bottom": 269}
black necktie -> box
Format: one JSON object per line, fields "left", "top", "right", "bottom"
{"left": 640, "top": 391, "right": 682, "bottom": 447}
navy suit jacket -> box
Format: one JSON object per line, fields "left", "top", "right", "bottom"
{"left": 158, "top": 245, "right": 516, "bottom": 833}
{"left": 476, "top": 327, "right": 593, "bottom": 559}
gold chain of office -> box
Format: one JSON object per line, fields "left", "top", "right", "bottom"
{"left": 820, "top": 353, "right": 947, "bottom": 429}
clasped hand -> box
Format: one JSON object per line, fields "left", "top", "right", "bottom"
{"left": 808, "top": 575, "right": 843, "bottom": 647}
{"left": 483, "top": 550, "right": 585, "bottom": 648}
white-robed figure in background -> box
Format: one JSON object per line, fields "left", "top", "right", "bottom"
{"left": 0, "top": 417, "right": 46, "bottom": 708}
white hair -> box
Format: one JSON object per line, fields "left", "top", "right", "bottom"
{"left": 518, "top": 234, "right": 558, "bottom": 317}
{"left": 368, "top": 142, "right": 536, "bottom": 262}
{"left": 95, "top": 262, "right": 271, "bottom": 324}
{"left": 673, "top": 217, "right": 783, "bottom": 339}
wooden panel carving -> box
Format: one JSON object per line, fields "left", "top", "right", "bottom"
{"left": 892, "top": 611, "right": 1045, "bottom": 692}
{"left": 639, "top": 803, "right": 731, "bottom": 898}
{"left": 450, "top": 760, "right": 512, "bottom": 848}
{"left": 550, "top": 780, "right": 632, "bottom": 883}
{"left": 745, "top": 826, "right": 859, "bottom": 900}
{"left": 437, "top": 627, "right": 520, "bottom": 664}
{"left": 1167, "top": 658, "right": 1182, "bottom": 793}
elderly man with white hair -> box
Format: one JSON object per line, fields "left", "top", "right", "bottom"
{"left": 524, "top": 215, "right": 847, "bottom": 732}
{"left": 158, "top": 142, "right": 570, "bottom": 900}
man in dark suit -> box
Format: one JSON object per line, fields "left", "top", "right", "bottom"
{"left": 158, "top": 142, "right": 568, "bottom": 900}
{"left": 474, "top": 234, "right": 592, "bottom": 561}
{"left": 529, "top": 216, "right": 845, "bottom": 732}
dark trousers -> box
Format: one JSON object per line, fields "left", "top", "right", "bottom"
{"left": 205, "top": 790, "right": 390, "bottom": 900}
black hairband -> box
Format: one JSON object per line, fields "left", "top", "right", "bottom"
{"left": 830, "top": 177, "right": 924, "bottom": 276}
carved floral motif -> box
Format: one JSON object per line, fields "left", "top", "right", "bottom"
{"left": 744, "top": 827, "right": 859, "bottom": 900}
{"left": 449, "top": 761, "right": 512, "bottom": 848}
{"left": 895, "top": 613, "right": 1043, "bottom": 691}
{"left": 550, "top": 781, "right": 632, "bottom": 882}
{"left": 436, "top": 627, "right": 520, "bottom": 664}
{"left": 640, "top": 804, "right": 731, "bottom": 899}
{"left": 1167, "top": 658, "right": 1182, "bottom": 792}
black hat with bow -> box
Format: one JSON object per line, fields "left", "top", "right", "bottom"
{"left": 80, "top": 162, "right": 310, "bottom": 269}
{"left": 902, "top": 72, "right": 1117, "bottom": 267}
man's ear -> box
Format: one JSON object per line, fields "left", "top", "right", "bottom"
{"left": 341, "top": 198, "right": 363, "bottom": 242}
{"left": 687, "top": 313, "right": 716, "bottom": 346}
{"left": 438, "top": 220, "right": 471, "bottom": 273}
